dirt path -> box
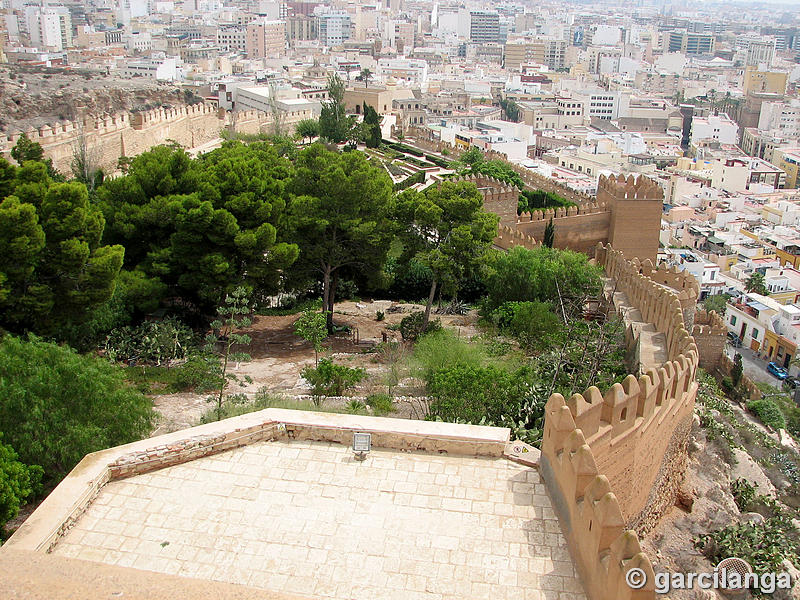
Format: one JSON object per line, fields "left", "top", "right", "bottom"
{"left": 150, "top": 301, "right": 478, "bottom": 434}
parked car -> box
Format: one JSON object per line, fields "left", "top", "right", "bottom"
{"left": 767, "top": 361, "right": 789, "bottom": 380}
{"left": 784, "top": 376, "right": 800, "bottom": 390}
{"left": 727, "top": 332, "right": 742, "bottom": 347}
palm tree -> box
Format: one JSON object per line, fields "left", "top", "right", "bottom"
{"left": 359, "top": 68, "right": 372, "bottom": 88}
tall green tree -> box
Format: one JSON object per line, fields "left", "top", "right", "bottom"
{"left": 543, "top": 218, "right": 555, "bottom": 248}
{"left": 295, "top": 118, "right": 320, "bottom": 144}
{"left": 0, "top": 168, "right": 124, "bottom": 336}
{"left": 319, "top": 73, "right": 354, "bottom": 143}
{"left": 289, "top": 144, "right": 394, "bottom": 331}
{"left": 0, "top": 335, "right": 154, "bottom": 482}
{"left": 359, "top": 68, "right": 372, "bottom": 87}
{"left": 362, "top": 103, "right": 383, "bottom": 148}
{"left": 10, "top": 133, "right": 60, "bottom": 179}
{"left": 396, "top": 181, "right": 499, "bottom": 328}
{"left": 96, "top": 143, "right": 298, "bottom": 313}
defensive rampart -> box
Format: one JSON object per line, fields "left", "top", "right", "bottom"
{"left": 539, "top": 244, "right": 700, "bottom": 600}
{"left": 1, "top": 104, "right": 304, "bottom": 174}
{"left": 692, "top": 309, "right": 726, "bottom": 371}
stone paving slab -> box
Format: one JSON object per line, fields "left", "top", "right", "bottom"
{"left": 52, "top": 440, "right": 586, "bottom": 600}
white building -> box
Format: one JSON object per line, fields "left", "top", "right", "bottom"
{"left": 758, "top": 100, "right": 800, "bottom": 138}
{"left": 120, "top": 57, "right": 179, "bottom": 81}
{"left": 317, "top": 12, "right": 351, "bottom": 47}
{"left": 690, "top": 113, "right": 739, "bottom": 145}
{"left": 376, "top": 58, "right": 428, "bottom": 85}
{"left": 25, "top": 6, "right": 71, "bottom": 51}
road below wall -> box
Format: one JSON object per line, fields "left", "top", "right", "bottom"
{"left": 725, "top": 344, "right": 790, "bottom": 389}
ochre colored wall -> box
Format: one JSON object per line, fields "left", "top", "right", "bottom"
{"left": 539, "top": 244, "right": 700, "bottom": 600}
{"left": 1, "top": 104, "right": 308, "bottom": 174}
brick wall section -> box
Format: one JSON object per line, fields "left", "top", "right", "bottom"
{"left": 692, "top": 309, "right": 726, "bottom": 371}
{"left": 1, "top": 104, "right": 308, "bottom": 174}
{"left": 516, "top": 208, "right": 612, "bottom": 256}
{"left": 601, "top": 174, "right": 664, "bottom": 265}
{"left": 539, "top": 244, "right": 700, "bottom": 600}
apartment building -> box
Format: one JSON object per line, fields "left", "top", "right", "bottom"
{"left": 469, "top": 11, "right": 500, "bottom": 44}
{"left": 504, "top": 37, "right": 565, "bottom": 70}
{"left": 667, "top": 30, "right": 715, "bottom": 55}
{"left": 318, "top": 12, "right": 351, "bottom": 47}
{"left": 246, "top": 19, "right": 285, "bottom": 58}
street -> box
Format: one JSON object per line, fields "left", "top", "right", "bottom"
{"left": 725, "top": 344, "right": 790, "bottom": 390}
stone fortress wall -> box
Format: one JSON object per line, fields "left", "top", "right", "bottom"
{"left": 0, "top": 103, "right": 308, "bottom": 174}
{"left": 404, "top": 126, "right": 664, "bottom": 263}
{"left": 539, "top": 244, "right": 701, "bottom": 600}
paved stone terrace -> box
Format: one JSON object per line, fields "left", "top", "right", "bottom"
{"left": 52, "top": 440, "right": 586, "bottom": 600}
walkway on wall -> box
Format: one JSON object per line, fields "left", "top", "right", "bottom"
{"left": 604, "top": 278, "right": 668, "bottom": 373}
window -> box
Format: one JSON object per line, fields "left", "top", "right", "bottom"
{"left": 731, "top": 316, "right": 737, "bottom": 326}
{"left": 753, "top": 330, "right": 758, "bottom": 340}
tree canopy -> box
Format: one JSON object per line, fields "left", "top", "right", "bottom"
{"left": 396, "top": 181, "right": 499, "bottom": 326}
{"left": 289, "top": 144, "right": 394, "bottom": 329}
{"left": 0, "top": 159, "right": 124, "bottom": 337}
{"left": 96, "top": 142, "right": 299, "bottom": 313}
{"left": 0, "top": 335, "right": 154, "bottom": 483}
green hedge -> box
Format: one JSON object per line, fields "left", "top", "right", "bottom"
{"left": 383, "top": 140, "right": 425, "bottom": 157}
{"left": 747, "top": 398, "right": 787, "bottom": 430}
{"left": 425, "top": 154, "right": 452, "bottom": 168}
{"left": 393, "top": 171, "right": 425, "bottom": 191}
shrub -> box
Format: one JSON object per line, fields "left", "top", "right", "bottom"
{"left": 411, "top": 329, "right": 486, "bottom": 382}
{"left": 695, "top": 514, "right": 800, "bottom": 580}
{"left": 376, "top": 310, "right": 385, "bottom": 321}
{"left": 731, "top": 478, "right": 758, "bottom": 512}
{"left": 427, "top": 365, "right": 547, "bottom": 445}
{"left": 174, "top": 355, "right": 221, "bottom": 392}
{"left": 105, "top": 318, "right": 195, "bottom": 365}
{"left": 492, "top": 301, "right": 562, "bottom": 351}
{"left": 0, "top": 335, "right": 154, "bottom": 483}
{"left": 747, "top": 398, "right": 787, "bottom": 430}
{"left": 0, "top": 437, "right": 42, "bottom": 529}
{"left": 367, "top": 393, "right": 394, "bottom": 416}
{"left": 301, "top": 358, "right": 367, "bottom": 406}
{"left": 346, "top": 399, "right": 367, "bottom": 414}
{"left": 400, "top": 311, "right": 441, "bottom": 341}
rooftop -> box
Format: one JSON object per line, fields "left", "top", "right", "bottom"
{"left": 2, "top": 410, "right": 585, "bottom": 600}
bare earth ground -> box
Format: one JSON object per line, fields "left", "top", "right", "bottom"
{"left": 151, "top": 301, "right": 479, "bottom": 435}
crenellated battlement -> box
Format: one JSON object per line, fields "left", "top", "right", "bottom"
{"left": 0, "top": 102, "right": 311, "bottom": 175}
{"left": 540, "top": 243, "right": 699, "bottom": 600}
{"left": 598, "top": 173, "right": 664, "bottom": 202}
{"left": 495, "top": 224, "right": 538, "bottom": 250}
{"left": 524, "top": 201, "right": 608, "bottom": 222}
{"left": 129, "top": 102, "right": 220, "bottom": 129}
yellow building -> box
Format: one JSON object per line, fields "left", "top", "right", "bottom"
{"left": 764, "top": 330, "right": 797, "bottom": 368}
{"left": 743, "top": 66, "right": 788, "bottom": 95}
{"left": 774, "top": 147, "right": 800, "bottom": 188}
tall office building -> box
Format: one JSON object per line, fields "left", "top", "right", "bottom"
{"left": 318, "top": 12, "right": 351, "bottom": 47}
{"left": 746, "top": 39, "right": 775, "bottom": 67}
{"left": 667, "top": 30, "right": 715, "bottom": 55}
{"left": 469, "top": 10, "right": 500, "bottom": 44}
